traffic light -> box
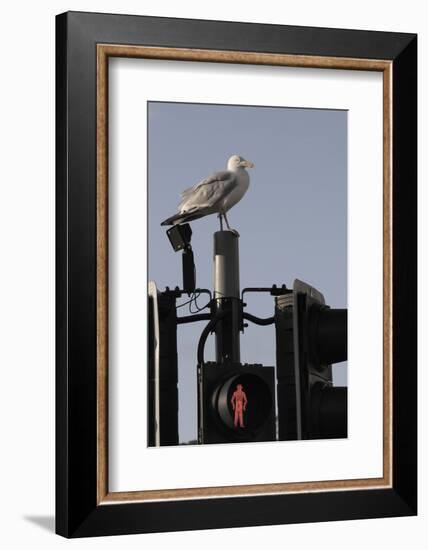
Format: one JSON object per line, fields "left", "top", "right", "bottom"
{"left": 275, "top": 279, "right": 347, "bottom": 440}
{"left": 194, "top": 231, "right": 277, "bottom": 444}
{"left": 198, "top": 362, "right": 276, "bottom": 444}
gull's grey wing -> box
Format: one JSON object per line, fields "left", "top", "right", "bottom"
{"left": 178, "top": 171, "right": 236, "bottom": 212}
{"left": 179, "top": 171, "right": 233, "bottom": 200}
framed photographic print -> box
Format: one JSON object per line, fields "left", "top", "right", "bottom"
{"left": 56, "top": 11, "right": 417, "bottom": 537}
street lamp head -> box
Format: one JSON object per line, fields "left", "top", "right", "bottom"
{"left": 166, "top": 223, "right": 192, "bottom": 252}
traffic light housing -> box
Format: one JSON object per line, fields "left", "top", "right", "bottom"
{"left": 148, "top": 283, "right": 179, "bottom": 446}
{"left": 275, "top": 279, "right": 347, "bottom": 440}
{"left": 198, "top": 362, "right": 276, "bottom": 444}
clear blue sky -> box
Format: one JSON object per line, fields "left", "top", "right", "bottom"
{"left": 148, "top": 101, "right": 347, "bottom": 443}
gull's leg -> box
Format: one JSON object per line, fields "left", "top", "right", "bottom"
{"left": 224, "top": 212, "right": 240, "bottom": 237}
{"left": 218, "top": 213, "right": 224, "bottom": 231}
{"left": 224, "top": 212, "right": 231, "bottom": 230}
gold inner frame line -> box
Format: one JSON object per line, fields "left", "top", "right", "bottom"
{"left": 96, "top": 44, "right": 393, "bottom": 504}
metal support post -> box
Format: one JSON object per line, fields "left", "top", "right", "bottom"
{"left": 213, "top": 231, "right": 241, "bottom": 364}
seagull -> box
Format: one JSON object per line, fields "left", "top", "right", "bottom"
{"left": 161, "top": 155, "right": 254, "bottom": 233}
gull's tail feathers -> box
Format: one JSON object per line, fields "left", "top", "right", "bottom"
{"left": 161, "top": 210, "right": 207, "bottom": 226}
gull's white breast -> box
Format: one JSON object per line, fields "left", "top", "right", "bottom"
{"left": 221, "top": 170, "right": 250, "bottom": 213}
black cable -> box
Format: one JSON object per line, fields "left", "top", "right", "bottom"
{"left": 243, "top": 312, "right": 275, "bottom": 326}
{"left": 190, "top": 292, "right": 211, "bottom": 313}
{"left": 177, "top": 313, "right": 211, "bottom": 324}
{"left": 176, "top": 288, "right": 212, "bottom": 315}
{"left": 189, "top": 291, "right": 200, "bottom": 314}
{"left": 176, "top": 291, "right": 201, "bottom": 309}
{"left": 197, "top": 311, "right": 226, "bottom": 366}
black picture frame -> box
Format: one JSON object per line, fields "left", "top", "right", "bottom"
{"left": 56, "top": 11, "right": 417, "bottom": 537}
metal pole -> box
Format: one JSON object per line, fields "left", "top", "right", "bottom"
{"left": 213, "top": 231, "right": 241, "bottom": 364}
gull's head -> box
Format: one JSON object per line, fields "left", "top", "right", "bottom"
{"left": 227, "top": 155, "right": 255, "bottom": 171}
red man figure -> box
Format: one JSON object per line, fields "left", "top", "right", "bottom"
{"left": 231, "top": 384, "right": 248, "bottom": 428}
